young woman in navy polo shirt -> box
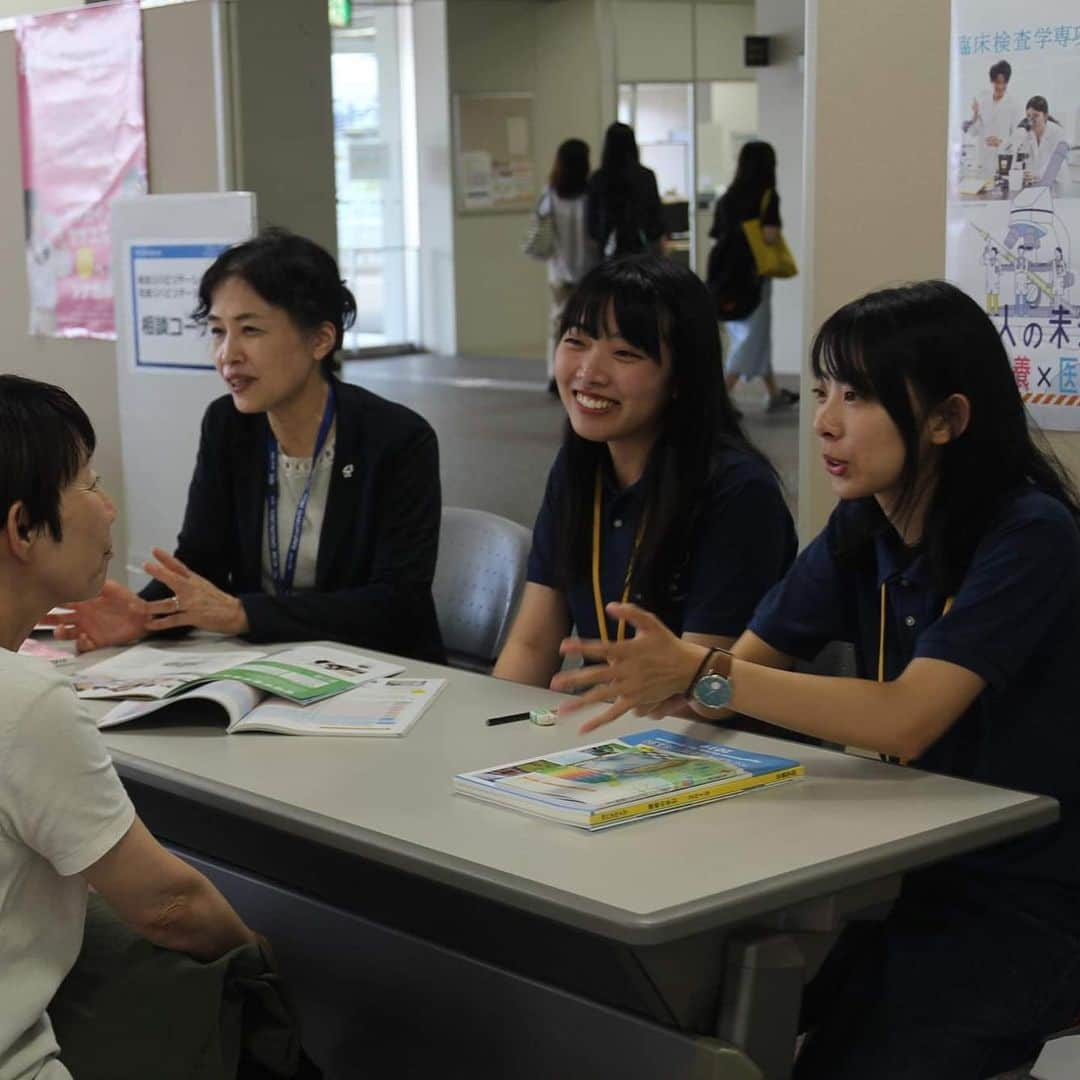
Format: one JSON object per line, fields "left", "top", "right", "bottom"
{"left": 493, "top": 254, "right": 795, "bottom": 689}
{"left": 554, "top": 280, "right": 1080, "bottom": 1079}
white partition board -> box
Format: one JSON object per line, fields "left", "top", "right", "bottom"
{"left": 111, "top": 193, "right": 256, "bottom": 585}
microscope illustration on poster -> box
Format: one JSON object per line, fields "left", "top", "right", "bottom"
{"left": 972, "top": 185, "right": 1074, "bottom": 323}
{"left": 946, "top": 0, "right": 1080, "bottom": 431}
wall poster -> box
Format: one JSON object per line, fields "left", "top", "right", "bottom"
{"left": 16, "top": 0, "right": 148, "bottom": 339}
{"left": 947, "top": 3, "right": 1080, "bottom": 431}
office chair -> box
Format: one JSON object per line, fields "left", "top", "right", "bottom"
{"left": 432, "top": 507, "right": 532, "bottom": 672}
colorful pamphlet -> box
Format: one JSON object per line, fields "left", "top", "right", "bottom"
{"left": 97, "top": 675, "right": 446, "bottom": 737}
{"left": 74, "top": 644, "right": 403, "bottom": 705}
{"left": 454, "top": 729, "right": 803, "bottom": 830}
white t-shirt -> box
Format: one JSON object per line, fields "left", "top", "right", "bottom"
{"left": 0, "top": 649, "right": 135, "bottom": 1080}
{"left": 539, "top": 189, "right": 598, "bottom": 287}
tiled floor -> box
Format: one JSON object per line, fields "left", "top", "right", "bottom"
{"left": 343, "top": 352, "right": 801, "bottom": 528}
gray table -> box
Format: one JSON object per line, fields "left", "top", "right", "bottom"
{"left": 73, "top": 639, "right": 1057, "bottom": 1079}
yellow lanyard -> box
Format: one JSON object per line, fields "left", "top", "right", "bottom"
{"left": 591, "top": 468, "right": 647, "bottom": 644}
{"left": 878, "top": 583, "right": 954, "bottom": 765}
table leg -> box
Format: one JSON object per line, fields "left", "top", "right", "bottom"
{"left": 716, "top": 933, "right": 805, "bottom": 1080}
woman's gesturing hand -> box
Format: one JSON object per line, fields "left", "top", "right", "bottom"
{"left": 550, "top": 603, "right": 709, "bottom": 733}
{"left": 141, "top": 549, "right": 249, "bottom": 636}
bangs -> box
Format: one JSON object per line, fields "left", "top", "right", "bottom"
{"left": 810, "top": 315, "right": 878, "bottom": 399}
{"left": 559, "top": 268, "right": 670, "bottom": 362}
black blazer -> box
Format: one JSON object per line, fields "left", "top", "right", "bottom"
{"left": 142, "top": 378, "right": 445, "bottom": 662}
{"left": 585, "top": 163, "right": 665, "bottom": 256}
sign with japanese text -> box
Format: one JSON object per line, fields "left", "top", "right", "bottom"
{"left": 947, "top": 1, "right": 1080, "bottom": 430}
{"left": 16, "top": 1, "right": 147, "bottom": 339}
{"left": 129, "top": 243, "right": 226, "bottom": 370}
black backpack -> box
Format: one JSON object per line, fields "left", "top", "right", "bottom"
{"left": 705, "top": 204, "right": 762, "bottom": 321}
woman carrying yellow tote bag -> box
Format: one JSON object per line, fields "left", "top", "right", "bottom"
{"left": 707, "top": 141, "right": 799, "bottom": 411}
{"left": 742, "top": 190, "right": 798, "bottom": 279}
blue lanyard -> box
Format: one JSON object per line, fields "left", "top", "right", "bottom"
{"left": 265, "top": 385, "right": 336, "bottom": 596}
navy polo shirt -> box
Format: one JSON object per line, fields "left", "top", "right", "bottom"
{"left": 749, "top": 488, "right": 1080, "bottom": 891}
{"left": 527, "top": 446, "right": 796, "bottom": 641}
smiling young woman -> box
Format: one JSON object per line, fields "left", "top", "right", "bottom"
{"left": 492, "top": 254, "right": 795, "bottom": 691}
{"left": 45, "top": 229, "right": 444, "bottom": 662}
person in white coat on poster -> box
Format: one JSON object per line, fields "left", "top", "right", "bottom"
{"left": 965, "top": 60, "right": 1018, "bottom": 177}
{"left": 1019, "top": 96, "right": 1071, "bottom": 194}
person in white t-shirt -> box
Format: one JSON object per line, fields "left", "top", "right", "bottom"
{"left": 0, "top": 375, "right": 259, "bottom": 1080}
{"left": 537, "top": 139, "right": 600, "bottom": 393}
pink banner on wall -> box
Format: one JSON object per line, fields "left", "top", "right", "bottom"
{"left": 16, "top": 0, "right": 148, "bottom": 339}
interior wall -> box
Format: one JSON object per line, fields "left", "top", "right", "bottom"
{"left": 0, "top": 0, "right": 225, "bottom": 576}
{"left": 799, "top": 0, "right": 950, "bottom": 539}
{"left": 231, "top": 0, "right": 337, "bottom": 253}
{"left": 447, "top": 1, "right": 545, "bottom": 359}
{"left": 414, "top": 0, "right": 456, "bottom": 354}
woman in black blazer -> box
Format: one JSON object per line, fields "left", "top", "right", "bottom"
{"left": 50, "top": 229, "right": 444, "bottom": 662}
{"left": 585, "top": 122, "right": 666, "bottom": 259}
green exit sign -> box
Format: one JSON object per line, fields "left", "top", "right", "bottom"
{"left": 329, "top": 0, "right": 351, "bottom": 29}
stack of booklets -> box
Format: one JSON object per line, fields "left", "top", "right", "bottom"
{"left": 75, "top": 644, "right": 445, "bottom": 737}
{"left": 454, "top": 728, "right": 803, "bottom": 829}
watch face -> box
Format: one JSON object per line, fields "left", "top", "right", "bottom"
{"left": 693, "top": 672, "right": 732, "bottom": 709}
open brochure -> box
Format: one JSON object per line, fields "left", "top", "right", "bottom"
{"left": 74, "top": 644, "right": 403, "bottom": 705}
{"left": 98, "top": 676, "right": 447, "bottom": 737}
{"left": 455, "top": 729, "right": 804, "bottom": 830}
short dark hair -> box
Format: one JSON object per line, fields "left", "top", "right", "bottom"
{"left": 550, "top": 138, "right": 590, "bottom": 198}
{"left": 811, "top": 280, "right": 1080, "bottom": 594}
{"left": 194, "top": 228, "right": 357, "bottom": 376}
{"left": 0, "top": 375, "right": 96, "bottom": 541}
{"left": 989, "top": 60, "right": 1011, "bottom": 82}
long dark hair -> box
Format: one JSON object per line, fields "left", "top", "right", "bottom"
{"left": 195, "top": 228, "right": 357, "bottom": 376}
{"left": 723, "top": 140, "right": 777, "bottom": 212}
{"left": 811, "top": 280, "right": 1080, "bottom": 595}
{"left": 599, "top": 122, "right": 639, "bottom": 176}
{"left": 553, "top": 255, "right": 774, "bottom": 604}
{"left": 550, "top": 138, "right": 590, "bottom": 198}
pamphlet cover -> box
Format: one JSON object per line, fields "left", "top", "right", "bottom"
{"left": 454, "top": 729, "right": 803, "bottom": 829}
{"left": 75, "top": 644, "right": 402, "bottom": 705}
{"left": 98, "top": 676, "right": 446, "bottom": 738}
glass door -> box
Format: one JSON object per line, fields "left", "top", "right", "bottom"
{"left": 331, "top": 4, "right": 416, "bottom": 353}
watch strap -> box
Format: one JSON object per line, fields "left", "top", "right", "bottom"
{"left": 684, "top": 647, "right": 718, "bottom": 697}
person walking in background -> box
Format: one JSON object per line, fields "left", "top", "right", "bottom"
{"left": 586, "top": 123, "right": 666, "bottom": 261}
{"left": 707, "top": 141, "right": 798, "bottom": 414}
{"left": 538, "top": 139, "right": 598, "bottom": 395}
